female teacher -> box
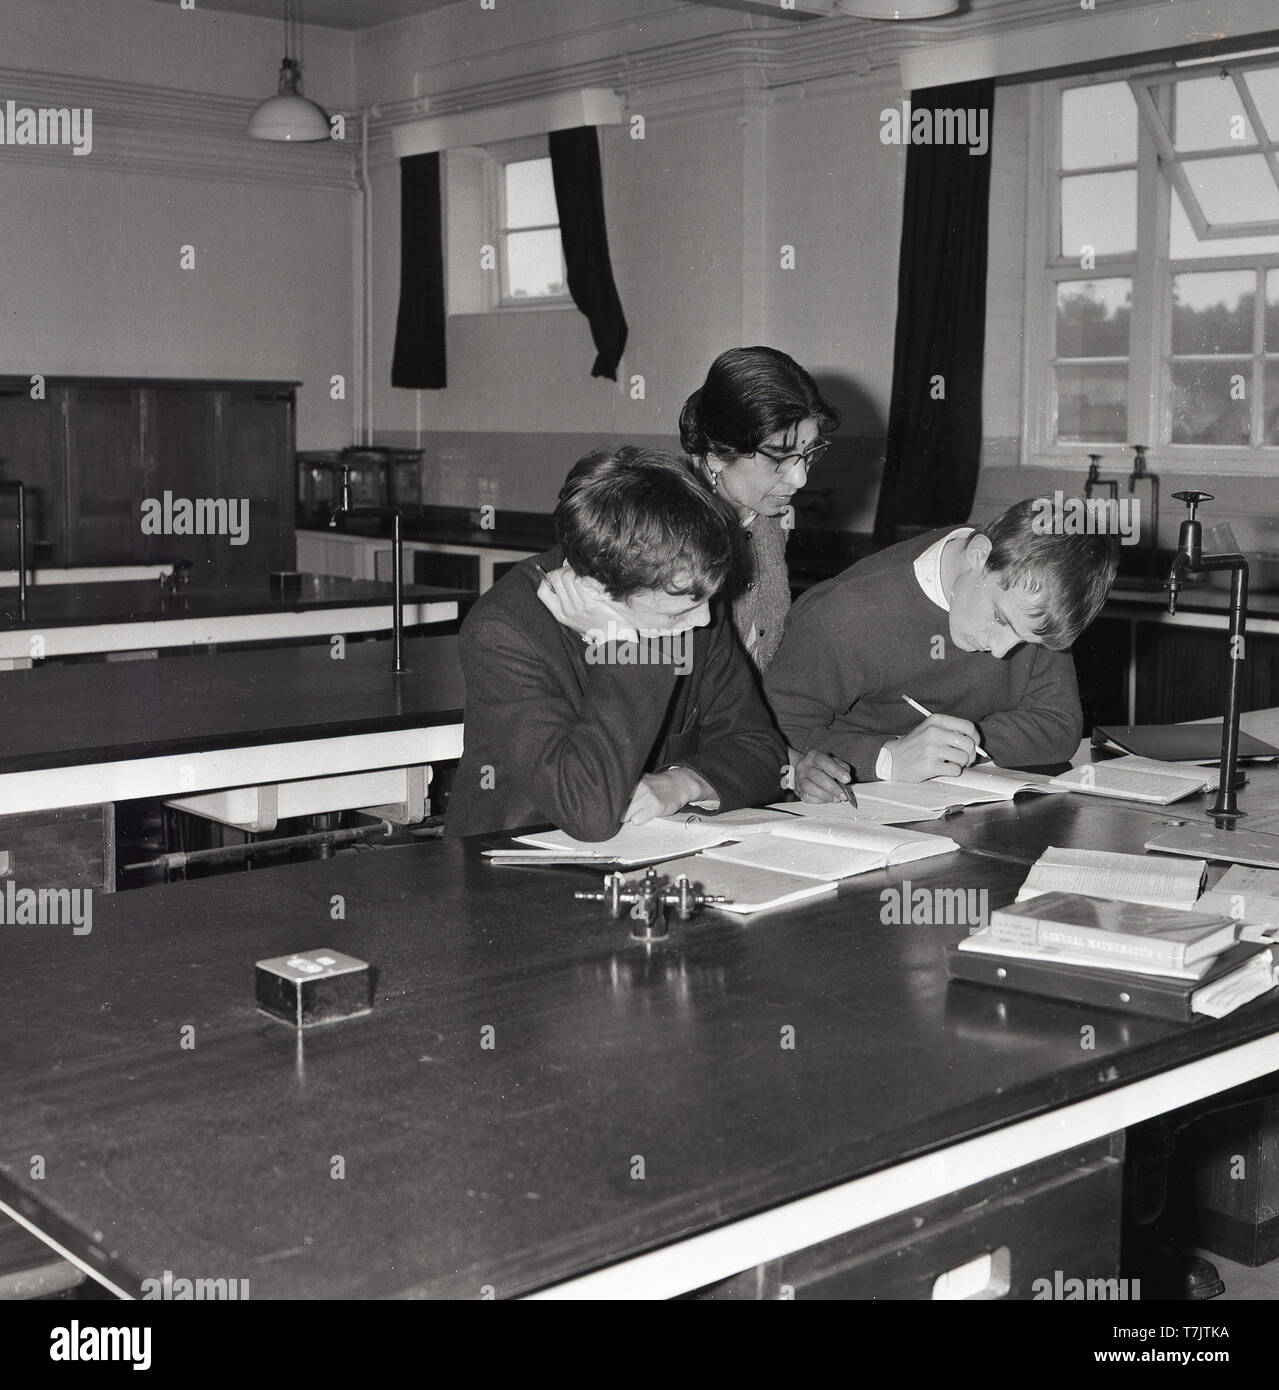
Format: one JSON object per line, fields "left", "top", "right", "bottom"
{"left": 679, "top": 346, "right": 851, "bottom": 802}
{"left": 679, "top": 346, "right": 839, "bottom": 674}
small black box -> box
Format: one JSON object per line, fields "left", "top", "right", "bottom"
{"left": 255, "top": 948, "right": 372, "bottom": 1027}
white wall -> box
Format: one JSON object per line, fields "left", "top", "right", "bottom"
{"left": 0, "top": 0, "right": 356, "bottom": 448}
{"left": 354, "top": 0, "right": 908, "bottom": 522}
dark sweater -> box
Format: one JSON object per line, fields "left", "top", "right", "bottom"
{"left": 446, "top": 547, "right": 787, "bottom": 840}
{"left": 764, "top": 530, "right": 1084, "bottom": 780}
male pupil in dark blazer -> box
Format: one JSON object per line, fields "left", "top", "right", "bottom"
{"left": 446, "top": 445, "right": 786, "bottom": 841}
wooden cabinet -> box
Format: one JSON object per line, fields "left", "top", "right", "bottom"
{"left": 0, "top": 376, "right": 296, "bottom": 582}
{"left": 1076, "top": 602, "right": 1279, "bottom": 728}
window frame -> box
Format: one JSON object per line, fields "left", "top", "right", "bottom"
{"left": 489, "top": 137, "right": 572, "bottom": 312}
{"left": 1022, "top": 63, "right": 1279, "bottom": 473}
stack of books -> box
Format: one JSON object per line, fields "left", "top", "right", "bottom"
{"left": 945, "top": 848, "right": 1278, "bottom": 1021}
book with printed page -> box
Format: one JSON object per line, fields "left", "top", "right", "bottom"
{"left": 988, "top": 891, "right": 1237, "bottom": 968}
{"left": 1015, "top": 847, "right": 1207, "bottom": 910}
{"left": 1050, "top": 756, "right": 1209, "bottom": 805}
{"left": 945, "top": 939, "right": 1275, "bottom": 1022}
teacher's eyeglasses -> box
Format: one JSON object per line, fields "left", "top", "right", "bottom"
{"left": 754, "top": 441, "right": 830, "bottom": 476}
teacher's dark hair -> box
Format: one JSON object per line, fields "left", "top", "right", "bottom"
{"left": 556, "top": 445, "right": 733, "bottom": 602}
{"left": 679, "top": 346, "right": 841, "bottom": 459}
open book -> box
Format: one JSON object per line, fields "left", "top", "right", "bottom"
{"left": 1016, "top": 847, "right": 1207, "bottom": 910}
{"left": 490, "top": 807, "right": 804, "bottom": 866}
{"left": 493, "top": 821, "right": 740, "bottom": 867}
{"left": 768, "top": 768, "right": 1054, "bottom": 825}
{"left": 767, "top": 799, "right": 952, "bottom": 826}
{"left": 627, "top": 854, "right": 839, "bottom": 916}
{"left": 1050, "top": 755, "right": 1211, "bottom": 805}
{"left": 702, "top": 822, "right": 959, "bottom": 882}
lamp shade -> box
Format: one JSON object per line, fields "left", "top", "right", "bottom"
{"left": 247, "top": 58, "right": 330, "bottom": 142}
{"left": 836, "top": 0, "right": 959, "bottom": 17}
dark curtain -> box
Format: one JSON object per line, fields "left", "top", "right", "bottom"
{"left": 548, "top": 126, "right": 628, "bottom": 380}
{"left": 391, "top": 152, "right": 446, "bottom": 390}
{"left": 873, "top": 79, "right": 995, "bottom": 545}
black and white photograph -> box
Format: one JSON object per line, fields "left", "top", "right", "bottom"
{"left": 0, "top": 0, "right": 1277, "bottom": 1354}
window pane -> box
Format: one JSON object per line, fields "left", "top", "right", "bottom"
{"left": 1173, "top": 75, "right": 1255, "bottom": 150}
{"left": 1169, "top": 360, "right": 1251, "bottom": 445}
{"left": 1267, "top": 270, "right": 1279, "bottom": 351}
{"left": 1056, "top": 279, "right": 1131, "bottom": 358}
{"left": 1061, "top": 82, "right": 1137, "bottom": 168}
{"left": 1266, "top": 360, "right": 1279, "bottom": 445}
{"left": 1168, "top": 188, "right": 1279, "bottom": 258}
{"left": 504, "top": 229, "right": 564, "bottom": 298}
{"left": 1171, "top": 271, "right": 1255, "bottom": 354}
{"left": 504, "top": 158, "right": 558, "bottom": 230}
{"left": 1056, "top": 364, "right": 1128, "bottom": 442}
{"left": 1184, "top": 154, "right": 1279, "bottom": 226}
{"left": 1060, "top": 172, "right": 1137, "bottom": 257}
{"left": 1245, "top": 68, "right": 1279, "bottom": 143}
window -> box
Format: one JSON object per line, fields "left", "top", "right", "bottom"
{"left": 1027, "top": 57, "right": 1279, "bottom": 466}
{"left": 498, "top": 156, "right": 567, "bottom": 303}
{"left": 445, "top": 137, "right": 570, "bottom": 314}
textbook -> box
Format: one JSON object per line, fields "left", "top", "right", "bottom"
{"left": 987, "top": 891, "right": 1237, "bottom": 969}
{"left": 945, "top": 939, "right": 1275, "bottom": 1022}
{"left": 702, "top": 822, "right": 959, "bottom": 881}
{"left": 957, "top": 927, "right": 1225, "bottom": 982}
{"left": 1197, "top": 865, "right": 1279, "bottom": 944}
{"left": 1015, "top": 847, "right": 1207, "bottom": 910}
{"left": 1093, "top": 723, "right": 1279, "bottom": 764}
{"left": 1049, "top": 755, "right": 1210, "bottom": 805}
{"left": 627, "top": 854, "right": 838, "bottom": 916}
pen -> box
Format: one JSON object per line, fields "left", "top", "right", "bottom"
{"left": 841, "top": 778, "right": 858, "bottom": 810}
{"left": 902, "top": 694, "right": 990, "bottom": 761}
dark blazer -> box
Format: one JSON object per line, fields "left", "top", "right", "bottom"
{"left": 446, "top": 547, "right": 786, "bottom": 840}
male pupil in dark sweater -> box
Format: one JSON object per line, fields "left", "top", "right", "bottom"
{"left": 765, "top": 498, "right": 1120, "bottom": 798}
{"left": 446, "top": 446, "right": 786, "bottom": 841}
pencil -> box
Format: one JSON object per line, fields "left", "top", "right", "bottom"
{"left": 902, "top": 695, "right": 991, "bottom": 762}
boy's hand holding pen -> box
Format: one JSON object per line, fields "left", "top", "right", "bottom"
{"left": 791, "top": 748, "right": 857, "bottom": 806}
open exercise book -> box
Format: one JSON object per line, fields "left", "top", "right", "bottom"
{"left": 1050, "top": 755, "right": 1213, "bottom": 805}
{"left": 486, "top": 808, "right": 803, "bottom": 867}
{"left": 767, "top": 767, "right": 1056, "bottom": 825}
{"left": 626, "top": 823, "right": 960, "bottom": 915}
